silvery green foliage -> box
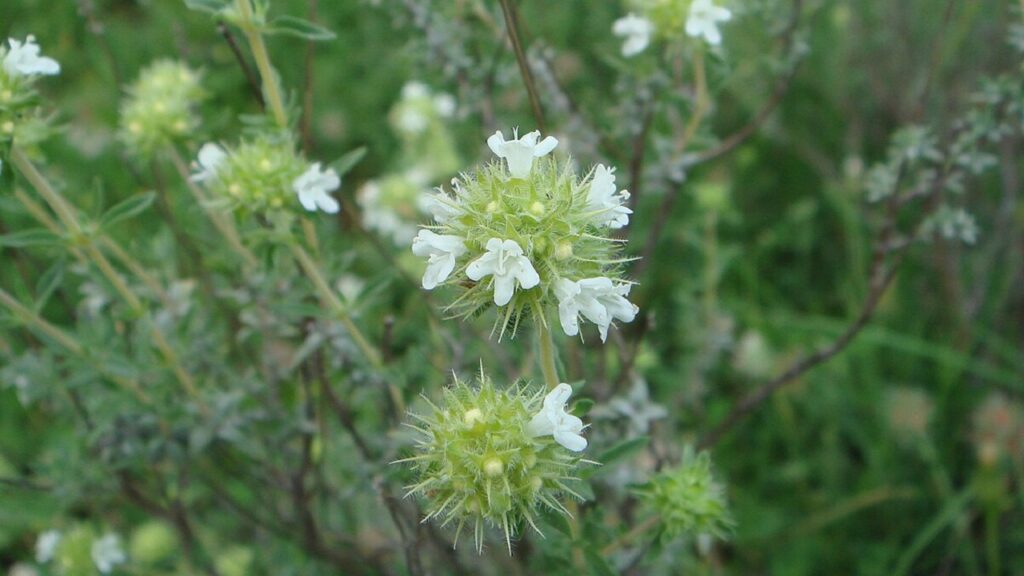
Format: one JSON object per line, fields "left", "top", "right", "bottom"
{"left": 863, "top": 63, "right": 1024, "bottom": 246}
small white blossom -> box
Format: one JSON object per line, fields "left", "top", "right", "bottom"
{"left": 554, "top": 277, "right": 638, "bottom": 342}
{"left": 401, "top": 81, "right": 429, "bottom": 100}
{"left": 293, "top": 163, "right": 341, "bottom": 214}
{"left": 418, "top": 188, "right": 462, "bottom": 224}
{"left": 612, "top": 14, "right": 654, "bottom": 57}
{"left": 434, "top": 93, "right": 456, "bottom": 117}
{"left": 528, "top": 383, "right": 587, "bottom": 452}
{"left": 586, "top": 164, "right": 632, "bottom": 228}
{"left": 35, "top": 530, "right": 61, "bottom": 564}
{"left": 358, "top": 181, "right": 418, "bottom": 245}
{"left": 487, "top": 129, "right": 558, "bottom": 179}
{"left": 90, "top": 534, "right": 126, "bottom": 574}
{"left": 466, "top": 238, "right": 540, "bottom": 306}
{"left": 2, "top": 36, "right": 60, "bottom": 77}
{"left": 686, "top": 0, "right": 732, "bottom": 46}
{"left": 412, "top": 230, "right": 467, "bottom": 289}
{"left": 190, "top": 143, "right": 227, "bottom": 183}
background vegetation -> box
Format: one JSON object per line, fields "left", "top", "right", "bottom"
{"left": 1, "top": 0, "right": 1023, "bottom": 574}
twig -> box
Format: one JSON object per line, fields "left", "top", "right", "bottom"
{"left": 497, "top": 0, "right": 546, "bottom": 131}
{"left": 300, "top": 0, "right": 319, "bottom": 153}
{"left": 218, "top": 22, "right": 265, "bottom": 109}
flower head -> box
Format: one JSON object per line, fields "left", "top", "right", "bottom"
{"left": 527, "top": 383, "right": 588, "bottom": 451}
{"left": 555, "top": 277, "right": 638, "bottom": 342}
{"left": 686, "top": 0, "right": 732, "bottom": 45}
{"left": 637, "top": 448, "right": 733, "bottom": 542}
{"left": 293, "top": 163, "right": 341, "bottom": 214}
{"left": 118, "top": 60, "right": 204, "bottom": 157}
{"left": 35, "top": 530, "right": 61, "bottom": 563}
{"left": 412, "top": 230, "right": 467, "bottom": 289}
{"left": 2, "top": 36, "right": 60, "bottom": 77}
{"left": 399, "top": 372, "right": 585, "bottom": 553}
{"left": 586, "top": 164, "right": 632, "bottom": 229}
{"left": 466, "top": 238, "right": 540, "bottom": 306}
{"left": 486, "top": 129, "right": 558, "bottom": 179}
{"left": 612, "top": 14, "right": 654, "bottom": 57}
{"left": 91, "top": 534, "right": 127, "bottom": 574}
{"left": 190, "top": 143, "right": 227, "bottom": 183}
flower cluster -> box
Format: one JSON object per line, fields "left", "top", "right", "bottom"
{"left": 191, "top": 136, "right": 341, "bottom": 215}
{"left": 613, "top": 0, "right": 733, "bottom": 57}
{"left": 390, "top": 81, "right": 461, "bottom": 182}
{"left": 412, "top": 128, "right": 638, "bottom": 342}
{"left": 35, "top": 527, "right": 127, "bottom": 575}
{"left": 0, "top": 35, "right": 59, "bottom": 155}
{"left": 119, "top": 60, "right": 204, "bottom": 158}
{"left": 635, "top": 447, "right": 733, "bottom": 542}
{"left": 401, "top": 373, "right": 588, "bottom": 552}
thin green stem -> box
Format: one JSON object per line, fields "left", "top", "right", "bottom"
{"left": 601, "top": 515, "right": 660, "bottom": 556}
{"left": 0, "top": 287, "right": 152, "bottom": 404}
{"left": 167, "top": 147, "right": 259, "bottom": 269}
{"left": 11, "top": 146, "right": 203, "bottom": 406}
{"left": 235, "top": 0, "right": 289, "bottom": 129}
{"left": 537, "top": 320, "right": 560, "bottom": 390}
{"left": 288, "top": 242, "right": 382, "bottom": 368}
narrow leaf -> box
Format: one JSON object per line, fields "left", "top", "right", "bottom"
{"left": 100, "top": 191, "right": 156, "bottom": 228}
{"left": 265, "top": 16, "right": 336, "bottom": 41}
{"left": 0, "top": 228, "right": 62, "bottom": 248}
{"left": 331, "top": 147, "right": 367, "bottom": 177}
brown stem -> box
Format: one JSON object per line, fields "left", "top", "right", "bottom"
{"left": 218, "top": 21, "right": 265, "bottom": 109}
{"left": 497, "top": 0, "right": 546, "bottom": 131}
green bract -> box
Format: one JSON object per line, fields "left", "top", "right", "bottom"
{"left": 401, "top": 373, "right": 584, "bottom": 553}
{"left": 118, "top": 60, "right": 204, "bottom": 158}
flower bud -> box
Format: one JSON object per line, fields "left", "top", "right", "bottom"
{"left": 118, "top": 60, "right": 204, "bottom": 158}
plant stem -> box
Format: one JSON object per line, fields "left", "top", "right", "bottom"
{"left": 601, "top": 515, "right": 660, "bottom": 556}
{"left": 288, "top": 242, "right": 382, "bottom": 368}
{"left": 537, "top": 320, "right": 559, "bottom": 390}
{"left": 235, "top": 0, "right": 289, "bottom": 129}
{"left": 167, "top": 147, "right": 259, "bottom": 269}
{"left": 497, "top": 0, "right": 546, "bottom": 132}
{"left": 0, "top": 287, "right": 152, "bottom": 404}
{"left": 11, "top": 146, "right": 203, "bottom": 405}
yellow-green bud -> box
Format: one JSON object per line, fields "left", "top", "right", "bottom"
{"left": 483, "top": 457, "right": 504, "bottom": 477}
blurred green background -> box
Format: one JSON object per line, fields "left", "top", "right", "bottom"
{"left": 2, "top": 0, "right": 1023, "bottom": 574}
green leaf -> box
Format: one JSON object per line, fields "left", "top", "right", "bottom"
{"left": 34, "top": 258, "right": 66, "bottom": 312}
{"left": 584, "top": 548, "right": 617, "bottom": 576}
{"left": 331, "top": 147, "right": 367, "bottom": 177}
{"left": 0, "top": 228, "right": 62, "bottom": 248}
{"left": 100, "top": 191, "right": 156, "bottom": 228}
{"left": 265, "top": 16, "right": 336, "bottom": 41}
{"left": 571, "top": 398, "right": 594, "bottom": 417}
{"left": 183, "top": 0, "right": 228, "bottom": 14}
{"left": 583, "top": 436, "right": 650, "bottom": 479}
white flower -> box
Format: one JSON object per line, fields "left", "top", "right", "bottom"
{"left": 487, "top": 129, "right": 558, "bottom": 179}
{"left": 434, "top": 93, "right": 456, "bottom": 117}
{"left": 35, "top": 530, "right": 61, "bottom": 563}
{"left": 293, "top": 163, "right": 341, "bottom": 214}
{"left": 466, "top": 238, "right": 540, "bottom": 306}
{"left": 554, "top": 277, "right": 638, "bottom": 342}
{"left": 586, "top": 164, "right": 632, "bottom": 228}
{"left": 401, "top": 81, "right": 429, "bottom": 100}
{"left": 2, "top": 36, "right": 60, "bottom": 77}
{"left": 612, "top": 14, "right": 654, "bottom": 57}
{"left": 90, "top": 534, "right": 126, "bottom": 574}
{"left": 412, "top": 229, "right": 467, "bottom": 289}
{"left": 189, "top": 143, "right": 227, "bottom": 183}
{"left": 686, "top": 0, "right": 732, "bottom": 46}
{"left": 527, "top": 383, "right": 587, "bottom": 452}
{"left": 418, "top": 188, "right": 462, "bottom": 224}
{"left": 359, "top": 181, "right": 418, "bottom": 245}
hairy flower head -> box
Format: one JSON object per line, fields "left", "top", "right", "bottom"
{"left": 636, "top": 447, "right": 733, "bottom": 542}
{"left": 411, "top": 128, "right": 637, "bottom": 341}
{"left": 399, "top": 372, "right": 588, "bottom": 553}
{"left": 119, "top": 60, "right": 204, "bottom": 158}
